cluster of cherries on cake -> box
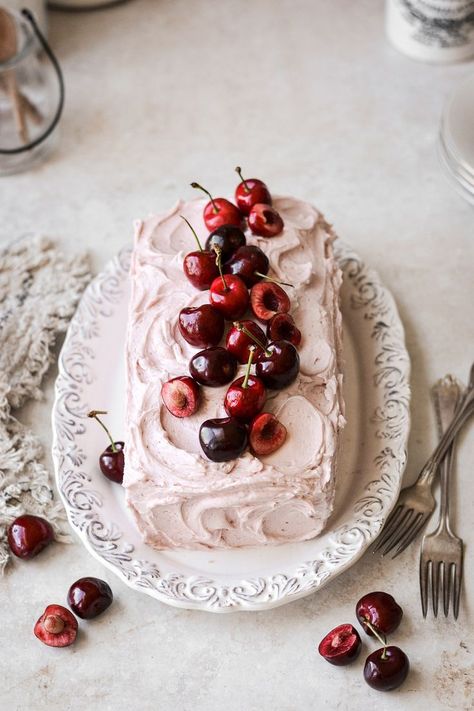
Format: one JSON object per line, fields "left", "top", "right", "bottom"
{"left": 161, "top": 169, "right": 302, "bottom": 463}
{"left": 318, "top": 591, "right": 410, "bottom": 692}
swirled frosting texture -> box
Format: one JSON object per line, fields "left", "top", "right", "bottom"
{"left": 123, "top": 197, "right": 345, "bottom": 549}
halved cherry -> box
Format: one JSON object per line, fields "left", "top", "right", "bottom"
{"left": 267, "top": 312, "right": 301, "bottom": 346}
{"left": 248, "top": 203, "right": 284, "bottom": 237}
{"left": 34, "top": 604, "right": 78, "bottom": 648}
{"left": 250, "top": 282, "right": 290, "bottom": 322}
{"left": 161, "top": 376, "right": 200, "bottom": 417}
{"left": 249, "top": 412, "right": 287, "bottom": 455}
{"left": 318, "top": 624, "right": 362, "bottom": 666}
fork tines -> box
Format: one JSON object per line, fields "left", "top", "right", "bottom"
{"left": 420, "top": 556, "right": 463, "bottom": 619}
{"left": 373, "top": 506, "right": 429, "bottom": 558}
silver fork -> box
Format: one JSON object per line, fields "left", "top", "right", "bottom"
{"left": 373, "top": 361, "right": 474, "bottom": 558}
{"left": 420, "top": 376, "right": 463, "bottom": 618}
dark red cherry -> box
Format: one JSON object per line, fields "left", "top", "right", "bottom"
{"left": 249, "top": 412, "right": 287, "bottom": 455}
{"left": 267, "top": 312, "right": 301, "bottom": 346}
{"left": 224, "top": 347, "right": 266, "bottom": 421}
{"left": 224, "top": 245, "right": 270, "bottom": 287}
{"left": 234, "top": 166, "right": 272, "bottom": 215}
{"left": 356, "top": 591, "right": 403, "bottom": 636}
{"left": 88, "top": 410, "right": 125, "bottom": 484}
{"left": 178, "top": 305, "right": 225, "bottom": 348}
{"left": 189, "top": 346, "right": 237, "bottom": 387}
{"left": 250, "top": 282, "right": 290, "bottom": 322}
{"left": 226, "top": 319, "right": 267, "bottom": 364}
{"left": 209, "top": 274, "right": 249, "bottom": 320}
{"left": 256, "top": 340, "right": 300, "bottom": 389}
{"left": 364, "top": 646, "right": 409, "bottom": 691}
{"left": 318, "top": 624, "right": 362, "bottom": 666}
{"left": 191, "top": 182, "right": 242, "bottom": 230}
{"left": 205, "top": 225, "right": 246, "bottom": 261}
{"left": 99, "top": 441, "right": 125, "bottom": 484}
{"left": 181, "top": 215, "right": 219, "bottom": 290}
{"left": 183, "top": 251, "right": 218, "bottom": 290}
{"left": 248, "top": 203, "right": 284, "bottom": 237}
{"left": 7, "top": 514, "right": 54, "bottom": 560}
{"left": 67, "top": 577, "right": 113, "bottom": 619}
{"left": 34, "top": 604, "right": 78, "bottom": 648}
{"left": 199, "top": 417, "right": 248, "bottom": 462}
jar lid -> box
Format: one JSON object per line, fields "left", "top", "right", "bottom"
{"left": 439, "top": 73, "right": 474, "bottom": 205}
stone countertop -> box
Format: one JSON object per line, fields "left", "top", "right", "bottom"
{"left": 1, "top": 1, "right": 473, "bottom": 709}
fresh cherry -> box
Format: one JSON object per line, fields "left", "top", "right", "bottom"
{"left": 178, "top": 305, "right": 225, "bottom": 348}
{"left": 67, "top": 577, "right": 113, "bottom": 619}
{"left": 88, "top": 410, "right": 124, "bottom": 484}
{"left": 250, "top": 282, "right": 290, "bottom": 322}
{"left": 318, "top": 624, "right": 362, "bottom": 666}
{"left": 209, "top": 247, "right": 249, "bottom": 320}
{"left": 267, "top": 312, "right": 301, "bottom": 346}
{"left": 199, "top": 417, "right": 248, "bottom": 462}
{"left": 226, "top": 320, "right": 267, "bottom": 364}
{"left": 7, "top": 514, "right": 54, "bottom": 560}
{"left": 364, "top": 646, "right": 409, "bottom": 692}
{"left": 191, "top": 182, "right": 242, "bottom": 230}
{"left": 249, "top": 412, "right": 287, "bottom": 455}
{"left": 356, "top": 591, "right": 403, "bottom": 637}
{"left": 34, "top": 604, "right": 78, "bottom": 648}
{"left": 205, "top": 224, "right": 246, "bottom": 261}
{"left": 161, "top": 376, "right": 200, "bottom": 417}
{"left": 234, "top": 166, "right": 272, "bottom": 215}
{"left": 224, "top": 245, "right": 270, "bottom": 287}
{"left": 189, "top": 346, "right": 237, "bottom": 387}
{"left": 224, "top": 347, "right": 266, "bottom": 422}
{"left": 181, "top": 215, "right": 218, "bottom": 290}
{"left": 248, "top": 203, "right": 284, "bottom": 237}
{"left": 256, "top": 340, "right": 300, "bottom": 389}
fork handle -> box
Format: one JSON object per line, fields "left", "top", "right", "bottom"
{"left": 433, "top": 376, "right": 463, "bottom": 527}
{"left": 419, "top": 386, "right": 474, "bottom": 487}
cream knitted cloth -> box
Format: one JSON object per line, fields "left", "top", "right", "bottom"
{"left": 0, "top": 236, "right": 91, "bottom": 571}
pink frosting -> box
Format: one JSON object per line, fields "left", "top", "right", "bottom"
{"left": 123, "top": 196, "right": 345, "bottom": 549}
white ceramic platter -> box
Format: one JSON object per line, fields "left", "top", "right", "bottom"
{"left": 52, "top": 244, "right": 410, "bottom": 612}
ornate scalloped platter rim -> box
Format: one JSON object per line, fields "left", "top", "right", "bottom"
{"left": 51, "top": 243, "right": 410, "bottom": 612}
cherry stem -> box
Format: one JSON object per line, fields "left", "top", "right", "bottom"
{"left": 364, "top": 619, "right": 387, "bottom": 656}
{"left": 87, "top": 410, "right": 117, "bottom": 453}
{"left": 190, "top": 182, "right": 219, "bottom": 213}
{"left": 242, "top": 346, "right": 255, "bottom": 389}
{"left": 213, "top": 246, "right": 228, "bottom": 291}
{"left": 180, "top": 215, "right": 202, "bottom": 252}
{"left": 234, "top": 322, "right": 271, "bottom": 357}
{"left": 235, "top": 165, "right": 250, "bottom": 193}
{"left": 255, "top": 271, "right": 294, "bottom": 288}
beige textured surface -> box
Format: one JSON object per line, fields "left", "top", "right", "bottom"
{"left": 1, "top": 1, "right": 473, "bottom": 709}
